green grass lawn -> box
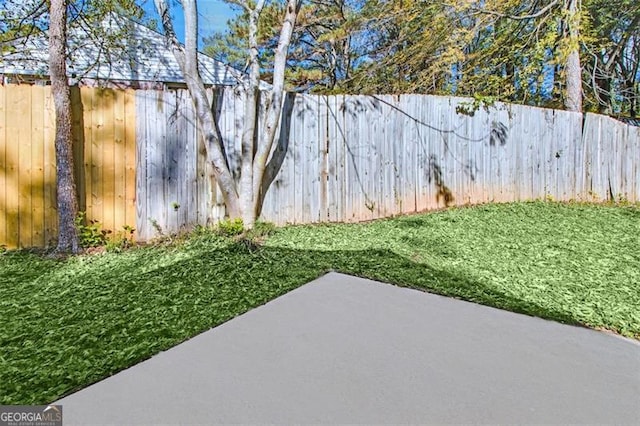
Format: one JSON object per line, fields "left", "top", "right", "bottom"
{"left": 1, "top": 202, "right": 638, "bottom": 404}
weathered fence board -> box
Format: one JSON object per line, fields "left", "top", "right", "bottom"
{"left": 43, "top": 88, "right": 57, "bottom": 244}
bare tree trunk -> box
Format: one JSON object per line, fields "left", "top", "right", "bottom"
{"left": 239, "top": 86, "right": 258, "bottom": 227}
{"left": 623, "top": 79, "right": 637, "bottom": 117}
{"left": 252, "top": 0, "right": 300, "bottom": 221}
{"left": 155, "top": 0, "right": 240, "bottom": 217}
{"left": 156, "top": 0, "right": 300, "bottom": 230}
{"left": 239, "top": 8, "right": 263, "bottom": 229}
{"left": 564, "top": 0, "right": 582, "bottom": 112}
{"left": 594, "top": 74, "right": 612, "bottom": 114}
{"left": 50, "top": 0, "right": 79, "bottom": 253}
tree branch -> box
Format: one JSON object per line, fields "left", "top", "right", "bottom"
{"left": 226, "top": 0, "right": 251, "bottom": 13}
{"left": 256, "top": 0, "right": 301, "bottom": 200}
{"left": 471, "top": 0, "right": 559, "bottom": 21}
{"left": 153, "top": 0, "right": 185, "bottom": 64}
{"left": 155, "top": 0, "right": 241, "bottom": 214}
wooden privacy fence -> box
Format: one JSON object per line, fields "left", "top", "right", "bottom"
{"left": 1, "top": 84, "right": 639, "bottom": 247}
{"left": 135, "top": 89, "right": 639, "bottom": 238}
{"left": 0, "top": 85, "right": 136, "bottom": 248}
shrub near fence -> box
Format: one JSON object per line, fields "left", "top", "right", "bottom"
{"left": 1, "top": 84, "right": 638, "bottom": 247}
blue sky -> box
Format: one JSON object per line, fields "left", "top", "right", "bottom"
{"left": 141, "top": 0, "right": 239, "bottom": 47}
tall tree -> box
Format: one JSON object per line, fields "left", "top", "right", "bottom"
{"left": 275, "top": 0, "right": 582, "bottom": 109}
{"left": 155, "top": 0, "right": 301, "bottom": 228}
{"left": 582, "top": 0, "right": 640, "bottom": 116}
{"left": 564, "top": 0, "right": 583, "bottom": 111}
{"left": 203, "top": 0, "right": 638, "bottom": 114}
{"left": 290, "top": 0, "right": 361, "bottom": 92}
{"left": 49, "top": 0, "right": 80, "bottom": 253}
{"left": 459, "top": 0, "right": 584, "bottom": 109}
{"left": 204, "top": 0, "right": 361, "bottom": 93}
{"left": 343, "top": 0, "right": 458, "bottom": 94}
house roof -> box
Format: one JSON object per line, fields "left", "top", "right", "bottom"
{"left": 0, "top": 15, "right": 245, "bottom": 87}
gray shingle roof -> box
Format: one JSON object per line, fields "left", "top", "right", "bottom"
{"left": 0, "top": 15, "right": 245, "bottom": 86}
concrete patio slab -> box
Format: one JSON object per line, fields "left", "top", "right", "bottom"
{"left": 57, "top": 272, "right": 640, "bottom": 424}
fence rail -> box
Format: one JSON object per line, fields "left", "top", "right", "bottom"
{"left": 1, "top": 84, "right": 639, "bottom": 247}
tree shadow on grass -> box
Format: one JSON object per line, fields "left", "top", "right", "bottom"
{"left": 314, "top": 248, "right": 578, "bottom": 326}
{"left": 2, "top": 243, "right": 582, "bottom": 406}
